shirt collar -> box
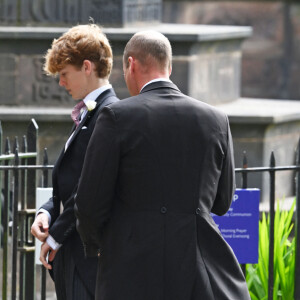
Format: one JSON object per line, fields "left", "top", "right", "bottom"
{"left": 140, "top": 78, "right": 171, "bottom": 93}
{"left": 83, "top": 84, "right": 112, "bottom": 105}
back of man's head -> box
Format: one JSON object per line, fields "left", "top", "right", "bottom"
{"left": 123, "top": 31, "right": 172, "bottom": 73}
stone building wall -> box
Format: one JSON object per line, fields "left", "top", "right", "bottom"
{"left": 163, "top": 1, "right": 300, "bottom": 100}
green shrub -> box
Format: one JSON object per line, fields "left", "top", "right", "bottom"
{"left": 246, "top": 199, "right": 296, "bottom": 300}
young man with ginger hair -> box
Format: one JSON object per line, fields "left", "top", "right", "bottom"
{"left": 31, "top": 24, "right": 118, "bottom": 300}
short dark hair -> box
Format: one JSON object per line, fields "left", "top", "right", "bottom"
{"left": 123, "top": 31, "right": 172, "bottom": 71}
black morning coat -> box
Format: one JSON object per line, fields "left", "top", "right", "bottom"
{"left": 75, "top": 81, "right": 251, "bottom": 300}
{"left": 41, "top": 88, "right": 119, "bottom": 296}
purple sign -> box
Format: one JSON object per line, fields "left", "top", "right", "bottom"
{"left": 212, "top": 189, "right": 260, "bottom": 264}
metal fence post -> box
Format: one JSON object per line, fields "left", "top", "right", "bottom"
{"left": 241, "top": 151, "right": 248, "bottom": 276}
{"left": 12, "top": 147, "right": 19, "bottom": 299}
{"left": 19, "top": 135, "right": 28, "bottom": 300}
{"left": 2, "top": 138, "right": 11, "bottom": 300}
{"left": 24, "top": 119, "right": 38, "bottom": 300}
{"left": 295, "top": 139, "right": 300, "bottom": 300}
{"left": 0, "top": 121, "right": 2, "bottom": 248}
{"left": 40, "top": 148, "right": 49, "bottom": 300}
{"left": 268, "top": 152, "right": 276, "bottom": 300}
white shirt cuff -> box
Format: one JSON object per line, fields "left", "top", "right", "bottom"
{"left": 37, "top": 209, "right": 51, "bottom": 225}
{"left": 46, "top": 235, "right": 62, "bottom": 250}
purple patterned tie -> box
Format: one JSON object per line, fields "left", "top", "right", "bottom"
{"left": 71, "top": 100, "right": 86, "bottom": 126}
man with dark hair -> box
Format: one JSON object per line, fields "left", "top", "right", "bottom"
{"left": 75, "top": 30, "right": 250, "bottom": 299}
{"left": 31, "top": 24, "right": 119, "bottom": 300}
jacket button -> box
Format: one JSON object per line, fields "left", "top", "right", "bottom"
{"left": 196, "top": 208, "right": 201, "bottom": 215}
{"left": 160, "top": 207, "right": 167, "bottom": 214}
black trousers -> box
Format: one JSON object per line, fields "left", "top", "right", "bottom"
{"left": 52, "top": 244, "right": 94, "bottom": 300}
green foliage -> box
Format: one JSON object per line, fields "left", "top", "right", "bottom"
{"left": 246, "top": 199, "right": 296, "bottom": 300}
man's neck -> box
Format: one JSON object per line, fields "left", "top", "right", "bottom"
{"left": 85, "top": 78, "right": 110, "bottom": 96}
{"left": 138, "top": 73, "right": 169, "bottom": 91}
{"left": 95, "top": 78, "right": 110, "bottom": 89}
{"left": 140, "top": 78, "right": 171, "bottom": 92}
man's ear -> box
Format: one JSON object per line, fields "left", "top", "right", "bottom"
{"left": 169, "top": 65, "right": 172, "bottom": 76}
{"left": 128, "top": 56, "right": 134, "bottom": 74}
{"left": 83, "top": 60, "right": 93, "bottom": 74}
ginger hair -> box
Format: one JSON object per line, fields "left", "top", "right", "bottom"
{"left": 44, "top": 24, "right": 113, "bottom": 78}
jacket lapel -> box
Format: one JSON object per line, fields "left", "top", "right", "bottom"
{"left": 65, "top": 88, "right": 117, "bottom": 150}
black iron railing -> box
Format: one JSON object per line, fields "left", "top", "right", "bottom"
{"left": 235, "top": 140, "right": 300, "bottom": 300}
{"left": 0, "top": 119, "right": 53, "bottom": 300}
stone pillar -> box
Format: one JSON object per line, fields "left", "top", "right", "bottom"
{"left": 218, "top": 98, "right": 300, "bottom": 202}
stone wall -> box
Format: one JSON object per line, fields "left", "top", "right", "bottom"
{"left": 0, "top": 25, "right": 250, "bottom": 165}
{"left": 163, "top": 1, "right": 300, "bottom": 100}
{"left": 0, "top": 0, "right": 161, "bottom": 27}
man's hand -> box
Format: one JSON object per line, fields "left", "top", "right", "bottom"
{"left": 31, "top": 213, "right": 49, "bottom": 242}
{"left": 40, "top": 242, "right": 58, "bottom": 270}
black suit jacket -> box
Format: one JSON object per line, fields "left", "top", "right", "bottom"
{"left": 75, "top": 82, "right": 250, "bottom": 300}
{"left": 41, "top": 88, "right": 119, "bottom": 295}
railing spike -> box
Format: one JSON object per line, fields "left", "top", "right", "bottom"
{"left": 22, "top": 135, "right": 28, "bottom": 153}
{"left": 297, "top": 138, "right": 300, "bottom": 165}
{"left": 5, "top": 137, "right": 11, "bottom": 154}
{"left": 14, "top": 147, "right": 19, "bottom": 166}
{"left": 270, "top": 151, "right": 276, "bottom": 167}
{"left": 43, "top": 148, "right": 48, "bottom": 165}
{"left": 42, "top": 148, "right": 49, "bottom": 188}
{"left": 27, "top": 119, "right": 38, "bottom": 153}
{"left": 13, "top": 136, "right": 19, "bottom": 153}
{"left": 242, "top": 150, "right": 248, "bottom": 189}
{"left": 243, "top": 151, "right": 248, "bottom": 168}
